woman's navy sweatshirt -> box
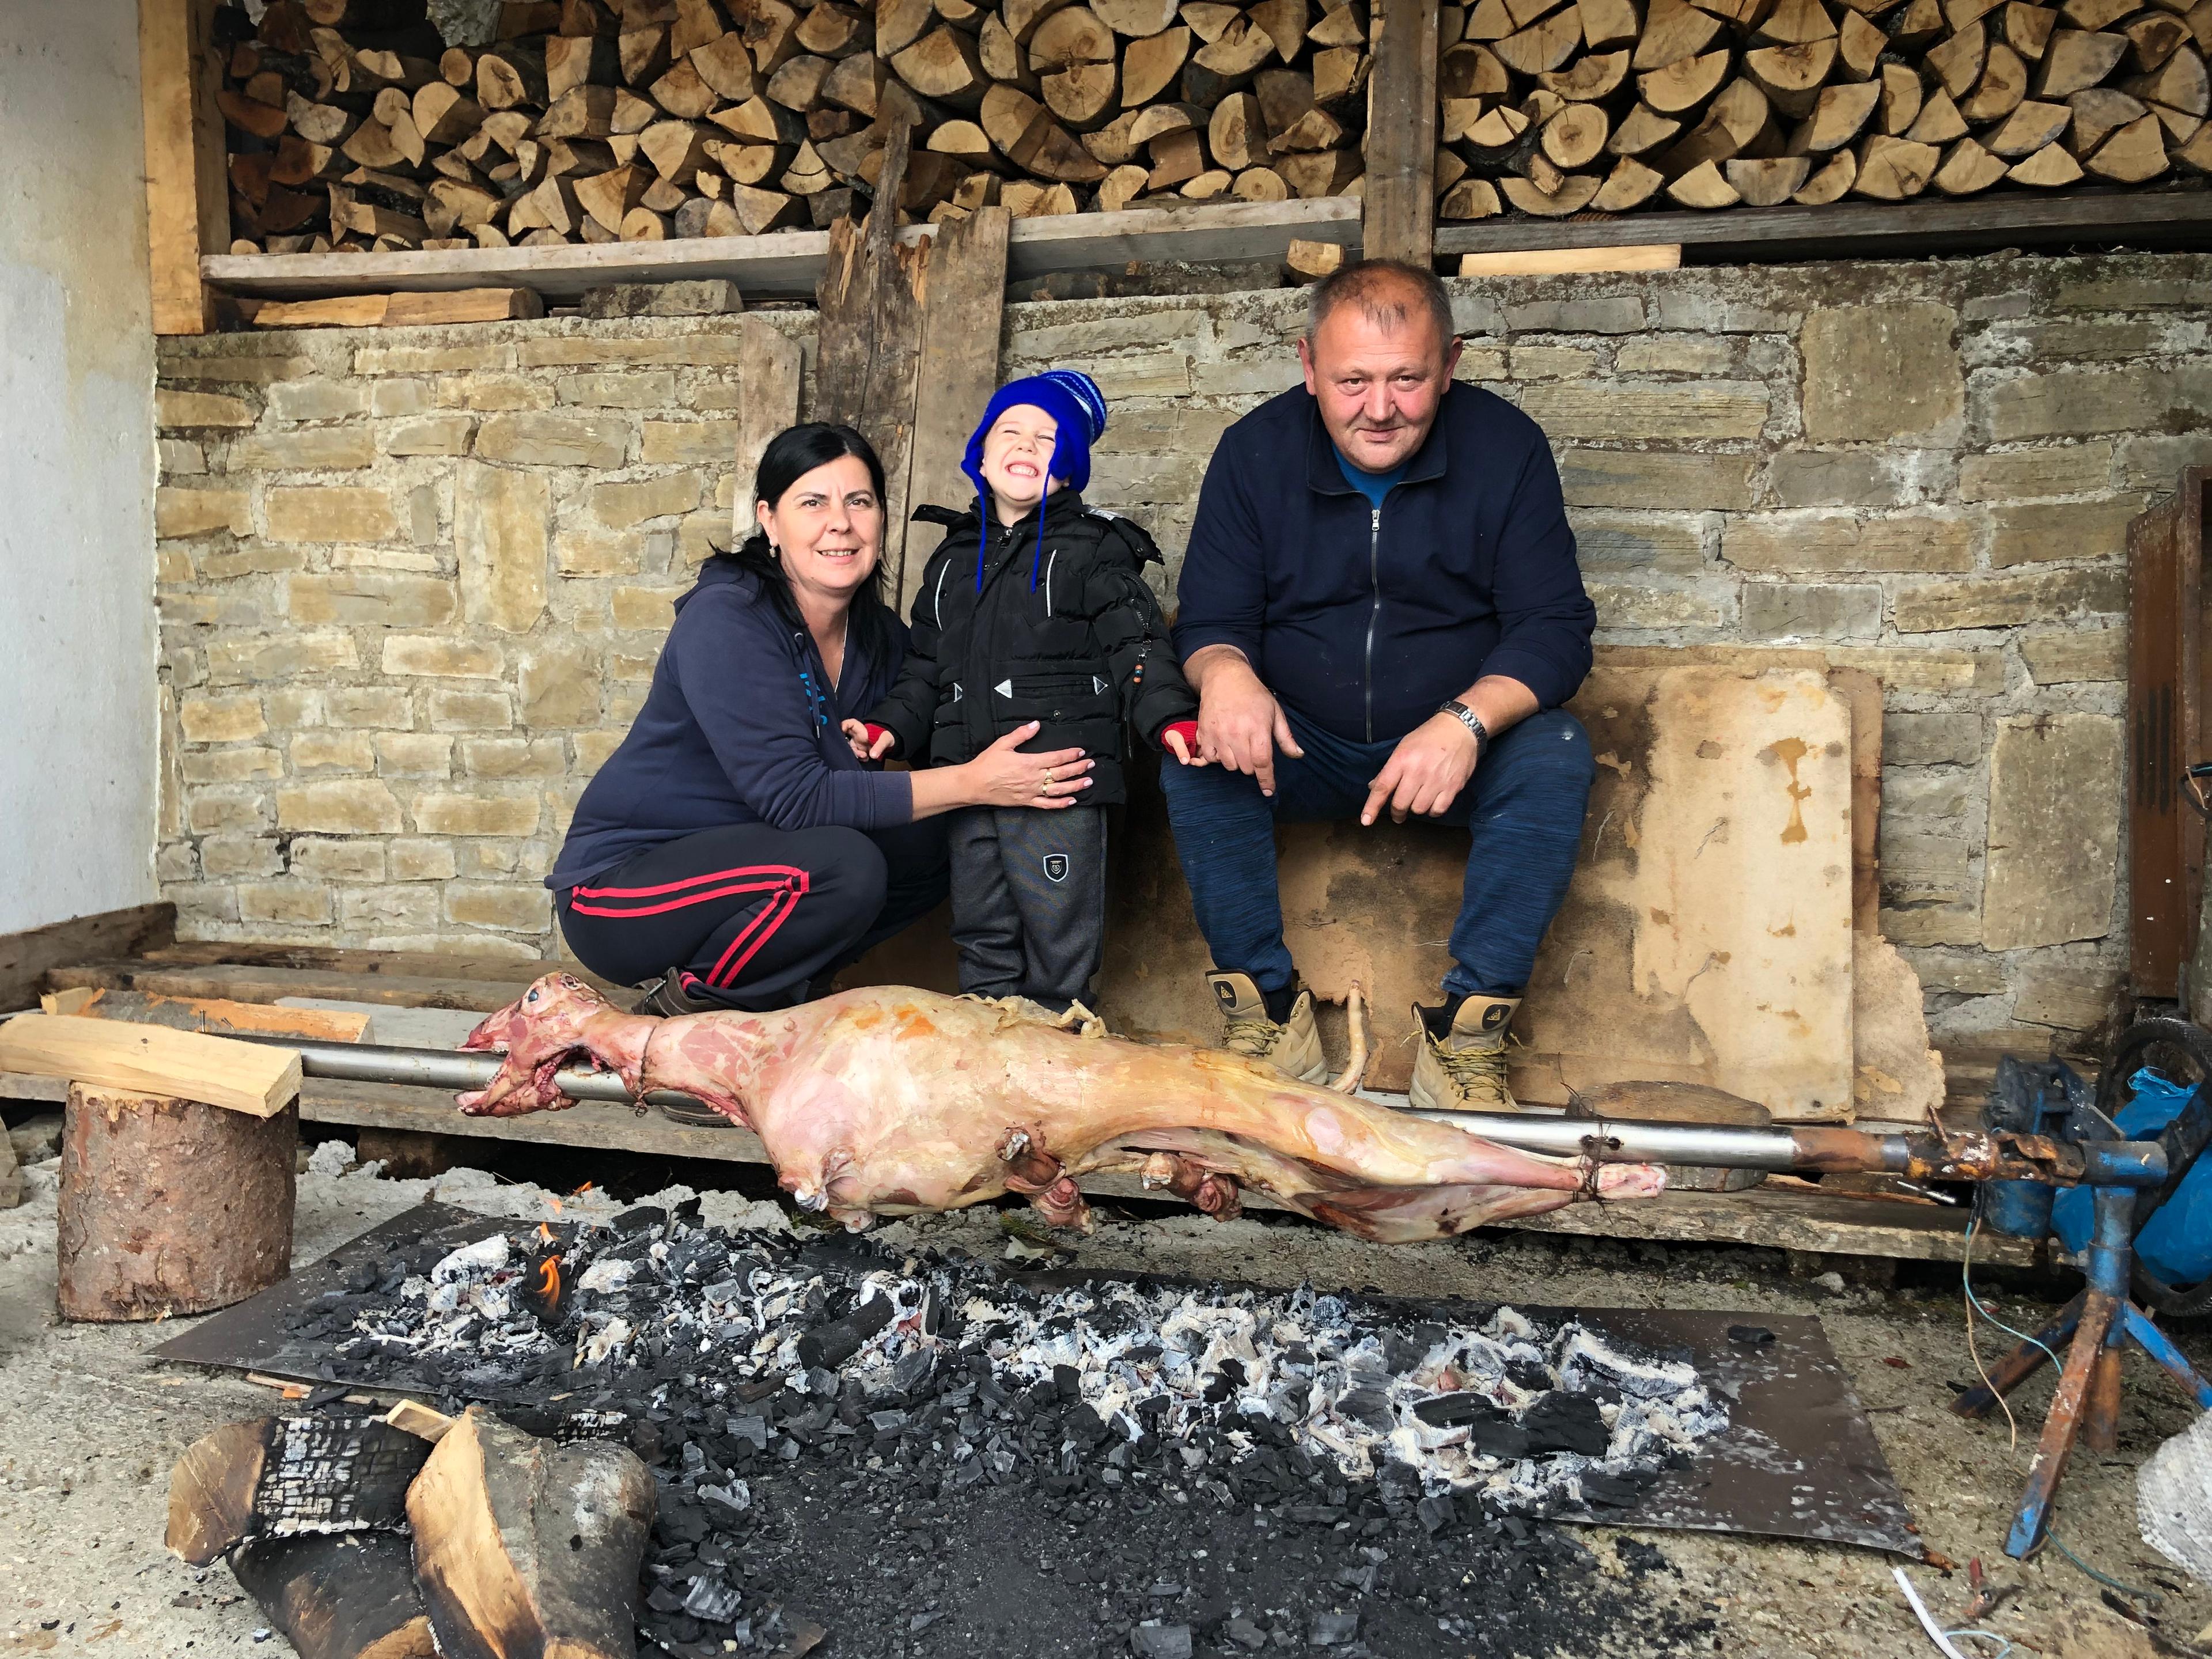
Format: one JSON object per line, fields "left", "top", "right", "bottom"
{"left": 546, "top": 560, "right": 911, "bottom": 892}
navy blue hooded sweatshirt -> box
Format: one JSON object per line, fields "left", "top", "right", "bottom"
{"left": 1173, "top": 380, "right": 1594, "bottom": 744}
{"left": 547, "top": 559, "right": 910, "bottom": 893}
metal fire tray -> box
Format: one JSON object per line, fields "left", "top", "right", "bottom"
{"left": 154, "top": 1202, "right": 1919, "bottom": 1556}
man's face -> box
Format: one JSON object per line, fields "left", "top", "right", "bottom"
{"left": 1298, "top": 298, "right": 1461, "bottom": 475}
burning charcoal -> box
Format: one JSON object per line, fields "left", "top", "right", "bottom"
{"left": 1412, "top": 1393, "right": 1501, "bottom": 1429}
{"left": 1130, "top": 1622, "right": 1192, "bottom": 1658}
{"left": 1311, "top": 1610, "right": 1359, "bottom": 1646}
{"left": 609, "top": 1205, "right": 666, "bottom": 1234}
{"left": 1518, "top": 1394, "right": 1609, "bottom": 1459}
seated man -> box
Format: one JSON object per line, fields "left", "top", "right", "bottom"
{"left": 1162, "top": 258, "right": 1596, "bottom": 1113}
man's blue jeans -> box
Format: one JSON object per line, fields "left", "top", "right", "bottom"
{"left": 1158, "top": 707, "right": 1594, "bottom": 1001}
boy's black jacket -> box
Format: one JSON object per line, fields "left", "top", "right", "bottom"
{"left": 867, "top": 488, "right": 1196, "bottom": 805}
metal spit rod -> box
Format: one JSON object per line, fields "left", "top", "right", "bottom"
{"left": 263, "top": 1036, "right": 2168, "bottom": 1186}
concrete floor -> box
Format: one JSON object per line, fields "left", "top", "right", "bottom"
{"left": 1, "top": 1147, "right": 2204, "bottom": 1658}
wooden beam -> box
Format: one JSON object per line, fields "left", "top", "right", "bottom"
{"left": 44, "top": 988, "right": 371, "bottom": 1043}
{"left": 0, "top": 1014, "right": 301, "bottom": 1116}
{"left": 728, "top": 319, "right": 804, "bottom": 544}
{"left": 0, "top": 901, "right": 175, "bottom": 1013}
{"left": 141, "top": 0, "right": 230, "bottom": 335}
{"left": 1459, "top": 244, "right": 1683, "bottom": 276}
{"left": 900, "top": 204, "right": 1010, "bottom": 607}
{"left": 1362, "top": 0, "right": 1441, "bottom": 266}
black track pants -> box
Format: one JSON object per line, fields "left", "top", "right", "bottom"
{"left": 555, "top": 820, "right": 949, "bottom": 1012}
{"left": 947, "top": 805, "right": 1107, "bottom": 1011}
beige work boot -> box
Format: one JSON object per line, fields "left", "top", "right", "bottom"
{"left": 1206, "top": 970, "right": 1328, "bottom": 1084}
{"left": 1407, "top": 994, "right": 1521, "bottom": 1112}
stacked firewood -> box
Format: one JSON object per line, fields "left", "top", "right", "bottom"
{"left": 1437, "top": 0, "right": 2212, "bottom": 217}
{"left": 219, "top": 0, "right": 1371, "bottom": 252}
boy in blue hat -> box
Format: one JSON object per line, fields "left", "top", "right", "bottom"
{"left": 849, "top": 369, "right": 1200, "bottom": 1012}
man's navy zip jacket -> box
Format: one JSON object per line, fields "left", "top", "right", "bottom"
{"left": 546, "top": 559, "right": 910, "bottom": 893}
{"left": 1172, "top": 380, "right": 1595, "bottom": 744}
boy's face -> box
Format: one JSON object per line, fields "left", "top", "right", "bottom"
{"left": 980, "top": 403, "right": 1061, "bottom": 523}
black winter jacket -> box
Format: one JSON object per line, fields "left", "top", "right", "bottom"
{"left": 866, "top": 489, "right": 1197, "bottom": 805}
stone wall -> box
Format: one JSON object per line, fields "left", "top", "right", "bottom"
{"left": 151, "top": 253, "right": 2212, "bottom": 1045}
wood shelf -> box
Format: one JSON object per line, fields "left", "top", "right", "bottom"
{"left": 198, "top": 196, "right": 1364, "bottom": 304}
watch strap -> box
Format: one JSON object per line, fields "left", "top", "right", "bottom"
{"left": 1440, "top": 699, "right": 1489, "bottom": 755}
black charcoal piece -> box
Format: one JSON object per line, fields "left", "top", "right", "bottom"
{"left": 1312, "top": 1610, "right": 1359, "bottom": 1646}
{"left": 1727, "top": 1325, "right": 1776, "bottom": 1347}
{"left": 1412, "top": 1393, "right": 1501, "bottom": 1429}
{"left": 1130, "top": 1622, "right": 1192, "bottom": 1658}
{"left": 1519, "top": 1394, "right": 1609, "bottom": 1459}
{"left": 797, "top": 1294, "right": 895, "bottom": 1372}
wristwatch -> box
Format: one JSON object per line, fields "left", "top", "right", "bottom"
{"left": 1438, "top": 699, "right": 1489, "bottom": 758}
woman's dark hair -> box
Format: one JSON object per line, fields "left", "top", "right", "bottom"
{"left": 717, "top": 422, "right": 897, "bottom": 666}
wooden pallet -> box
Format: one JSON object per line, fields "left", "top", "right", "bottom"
{"left": 5, "top": 941, "right": 2040, "bottom": 1267}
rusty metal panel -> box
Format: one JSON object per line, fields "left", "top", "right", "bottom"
{"left": 2130, "top": 493, "right": 2191, "bottom": 997}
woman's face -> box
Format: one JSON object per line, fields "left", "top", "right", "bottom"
{"left": 756, "top": 453, "right": 882, "bottom": 608}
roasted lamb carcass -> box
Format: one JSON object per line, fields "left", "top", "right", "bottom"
{"left": 460, "top": 976, "right": 1665, "bottom": 1243}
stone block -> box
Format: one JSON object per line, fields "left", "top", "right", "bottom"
{"left": 156, "top": 487, "right": 251, "bottom": 538}
{"left": 238, "top": 882, "right": 333, "bottom": 927}
{"left": 390, "top": 839, "right": 460, "bottom": 881}
{"left": 160, "top": 353, "right": 308, "bottom": 384}
{"left": 1802, "top": 302, "right": 1962, "bottom": 443}
{"left": 456, "top": 375, "right": 556, "bottom": 412}
{"left": 265, "top": 486, "right": 398, "bottom": 543}
{"left": 1983, "top": 365, "right": 2212, "bottom": 442}
{"left": 1509, "top": 346, "right": 1596, "bottom": 380}
{"left": 1452, "top": 346, "right": 1509, "bottom": 382}
{"left": 1649, "top": 293, "right": 1802, "bottom": 334}
{"left": 1959, "top": 443, "right": 2113, "bottom": 503}
{"left": 556, "top": 531, "right": 645, "bottom": 577}
{"left": 1077, "top": 352, "right": 1194, "bottom": 398}
{"left": 200, "top": 544, "right": 308, "bottom": 580}
{"left": 1724, "top": 513, "right": 1973, "bottom": 574}
{"left": 575, "top": 729, "right": 624, "bottom": 772}
{"left": 327, "top": 687, "right": 412, "bottom": 728}
{"left": 1615, "top": 336, "right": 1734, "bottom": 375}
{"left": 1902, "top": 947, "right": 2009, "bottom": 995}
{"left": 445, "top": 882, "right": 552, "bottom": 931}
{"left": 2012, "top": 319, "right": 2164, "bottom": 363}
{"left": 1516, "top": 382, "right": 1770, "bottom": 441}
{"left": 518, "top": 642, "right": 604, "bottom": 728}
{"left": 1767, "top": 450, "right": 1907, "bottom": 510}
{"left": 179, "top": 694, "right": 266, "bottom": 744}
{"left": 1880, "top": 832, "right": 1972, "bottom": 904}
{"left": 474, "top": 412, "right": 631, "bottom": 468}
{"left": 207, "top": 632, "right": 359, "bottom": 684}
{"left": 455, "top": 462, "right": 550, "bottom": 632}
{"left": 385, "top": 415, "right": 475, "bottom": 456}
{"left": 382, "top": 635, "right": 505, "bottom": 679}
{"left": 199, "top": 834, "right": 284, "bottom": 880}
{"left": 461, "top": 737, "right": 567, "bottom": 777}
{"left": 2021, "top": 628, "right": 2125, "bottom": 684}
{"left": 159, "top": 438, "right": 206, "bottom": 474}
{"left": 1982, "top": 713, "right": 2122, "bottom": 951}
{"left": 341, "top": 887, "right": 441, "bottom": 932}
{"left": 266, "top": 380, "right": 366, "bottom": 421}
{"left": 287, "top": 573, "right": 458, "bottom": 627}
{"left": 370, "top": 378, "right": 430, "bottom": 416}
{"left": 518, "top": 334, "right": 762, "bottom": 368}
{"left": 1090, "top": 450, "right": 1209, "bottom": 506}
{"left": 1556, "top": 449, "right": 1756, "bottom": 512}
{"left": 188, "top": 791, "right": 271, "bottom": 834}
{"left": 374, "top": 732, "right": 454, "bottom": 777}
{"left": 1884, "top": 767, "right": 1972, "bottom": 821}
{"left": 429, "top": 688, "right": 514, "bottom": 729}
{"left": 1892, "top": 567, "right": 2126, "bottom": 634}
{"left": 1886, "top": 711, "right": 1980, "bottom": 767}
{"left": 1014, "top": 311, "right": 1209, "bottom": 363}
{"left": 559, "top": 370, "right": 679, "bottom": 407}
{"left": 1988, "top": 496, "right": 2145, "bottom": 567}
{"left": 2117, "top": 434, "right": 2212, "bottom": 493}
{"left": 642, "top": 420, "right": 741, "bottom": 465}
{"left": 156, "top": 842, "right": 199, "bottom": 883}
{"left": 1828, "top": 646, "right": 2002, "bottom": 695}
{"left": 1741, "top": 582, "right": 1883, "bottom": 640}
{"left": 1184, "top": 353, "right": 1301, "bottom": 399}
{"left": 290, "top": 838, "right": 387, "bottom": 882}
{"left": 157, "top": 389, "right": 254, "bottom": 429}
{"left": 276, "top": 779, "right": 403, "bottom": 835}
{"left": 1502, "top": 296, "right": 1645, "bottom": 334}
{"left": 355, "top": 343, "right": 514, "bottom": 374}
{"left": 2013, "top": 967, "right": 2122, "bottom": 1032}
{"left": 593, "top": 471, "right": 704, "bottom": 528}
{"left": 230, "top": 429, "right": 376, "bottom": 471}
{"left": 181, "top": 747, "right": 283, "bottom": 784}
{"left": 158, "top": 547, "right": 195, "bottom": 585}
{"left": 290, "top": 731, "right": 376, "bottom": 772}
{"left": 267, "top": 688, "right": 321, "bottom": 728}
{"left": 1568, "top": 511, "right": 1705, "bottom": 573}
{"left": 1588, "top": 580, "right": 1733, "bottom": 629}
{"left": 2051, "top": 275, "right": 2212, "bottom": 310}
{"left": 612, "top": 584, "right": 687, "bottom": 630}
{"left": 414, "top": 792, "right": 543, "bottom": 836}
{"left": 167, "top": 882, "right": 241, "bottom": 926}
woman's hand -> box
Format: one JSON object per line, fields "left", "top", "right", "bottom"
{"left": 840, "top": 718, "right": 895, "bottom": 762}
{"left": 961, "top": 722, "right": 1093, "bottom": 810}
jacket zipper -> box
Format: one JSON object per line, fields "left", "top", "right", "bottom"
{"left": 1363, "top": 505, "right": 1382, "bottom": 743}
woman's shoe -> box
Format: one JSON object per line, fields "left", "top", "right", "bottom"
{"left": 632, "top": 968, "right": 710, "bottom": 1018}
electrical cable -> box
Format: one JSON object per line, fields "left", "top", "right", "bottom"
{"left": 2046, "top": 1528, "right": 2166, "bottom": 1608}
{"left": 1895, "top": 1566, "right": 1969, "bottom": 1658}
{"left": 1940, "top": 1634, "right": 2012, "bottom": 1659}
{"left": 1961, "top": 1209, "right": 2065, "bottom": 1452}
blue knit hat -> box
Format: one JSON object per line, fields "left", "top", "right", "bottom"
{"left": 960, "top": 370, "right": 1109, "bottom": 591}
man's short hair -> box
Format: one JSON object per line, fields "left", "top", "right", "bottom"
{"left": 1304, "top": 259, "right": 1456, "bottom": 357}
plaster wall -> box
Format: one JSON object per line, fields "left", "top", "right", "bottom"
{"left": 0, "top": 1, "right": 160, "bottom": 935}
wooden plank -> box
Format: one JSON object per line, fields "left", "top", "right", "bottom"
{"left": 237, "top": 289, "right": 547, "bottom": 329}
{"left": 141, "top": 0, "right": 229, "bottom": 335}
{"left": 1434, "top": 190, "right": 2212, "bottom": 260}
{"left": 899, "top": 205, "right": 1010, "bottom": 608}
{"left": 127, "top": 941, "right": 592, "bottom": 985}
{"left": 45, "top": 988, "right": 371, "bottom": 1043}
{"left": 44, "top": 961, "right": 541, "bottom": 1014}
{"left": 0, "top": 902, "right": 176, "bottom": 1013}
{"left": 0, "top": 1015, "right": 301, "bottom": 1118}
{"left": 1458, "top": 244, "right": 1684, "bottom": 276}
{"left": 728, "top": 319, "right": 805, "bottom": 542}
{"left": 1362, "top": 0, "right": 1440, "bottom": 265}
{"left": 199, "top": 198, "right": 1366, "bottom": 302}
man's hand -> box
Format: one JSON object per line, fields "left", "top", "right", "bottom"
{"left": 1190, "top": 647, "right": 1302, "bottom": 797}
{"left": 1362, "top": 711, "right": 1481, "bottom": 825}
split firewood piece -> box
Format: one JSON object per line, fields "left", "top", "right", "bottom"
{"left": 1904, "top": 85, "right": 1969, "bottom": 139}
{"left": 1209, "top": 90, "right": 1266, "bottom": 166}
{"left": 1459, "top": 100, "right": 1533, "bottom": 158}
{"left": 1593, "top": 152, "right": 1666, "bottom": 203}
{"left": 1834, "top": 8, "right": 1886, "bottom": 73}
{"left": 875, "top": 0, "right": 936, "bottom": 55}
{"left": 1745, "top": 38, "right": 1837, "bottom": 113}
{"left": 0, "top": 1016, "right": 300, "bottom": 1117}
{"left": 896, "top": 24, "right": 988, "bottom": 100}
{"left": 1189, "top": 13, "right": 1279, "bottom": 96}
{"left": 1853, "top": 130, "right": 1939, "bottom": 193}
{"left": 820, "top": 51, "right": 886, "bottom": 112}
{"left": 2128, "top": 9, "right": 2195, "bottom": 67}
{"left": 1183, "top": 0, "right": 1244, "bottom": 40}
{"left": 229, "top": 1533, "right": 433, "bottom": 1659}
{"left": 711, "top": 93, "right": 807, "bottom": 143}
{"left": 1933, "top": 132, "right": 2009, "bottom": 187}
{"left": 1792, "top": 142, "right": 1857, "bottom": 195}
{"left": 1726, "top": 152, "right": 1812, "bottom": 198}
{"left": 1756, "top": 0, "right": 1836, "bottom": 40}
{"left": 1925, "top": 19, "right": 1988, "bottom": 94}
{"left": 168, "top": 1416, "right": 430, "bottom": 1567}
{"left": 1440, "top": 40, "right": 1514, "bottom": 95}
{"left": 1093, "top": 0, "right": 1180, "bottom": 28}
{"left": 2087, "top": 108, "right": 2171, "bottom": 174}
{"left": 2066, "top": 85, "right": 2143, "bottom": 149}
{"left": 1985, "top": 94, "right": 2072, "bottom": 149}
{"left": 1539, "top": 47, "right": 1630, "bottom": 96}
{"left": 1467, "top": 0, "right": 1513, "bottom": 38}
{"left": 540, "top": 84, "right": 618, "bottom": 137}
{"left": 640, "top": 118, "right": 712, "bottom": 180}
{"left": 797, "top": 0, "right": 872, "bottom": 56}
{"left": 2036, "top": 26, "right": 2126, "bottom": 93}
{"left": 478, "top": 40, "right": 548, "bottom": 107}
{"left": 2009, "top": 132, "right": 2087, "bottom": 177}
{"left": 2005, "top": 0, "right": 2058, "bottom": 56}
{"left": 412, "top": 83, "right": 484, "bottom": 144}
{"left": 1255, "top": 66, "right": 1318, "bottom": 131}
{"left": 1043, "top": 59, "right": 1120, "bottom": 126}
{"left": 1003, "top": 177, "right": 1082, "bottom": 212}
{"left": 1961, "top": 40, "right": 2029, "bottom": 118}
{"left": 2059, "top": 0, "right": 2133, "bottom": 26}
{"left": 1634, "top": 0, "right": 1725, "bottom": 65}
{"left": 1286, "top": 236, "right": 1344, "bottom": 279}
{"left": 1147, "top": 124, "right": 1207, "bottom": 184}
{"left": 1312, "top": 44, "right": 1369, "bottom": 101}
{"left": 767, "top": 51, "right": 836, "bottom": 108}
{"left": 748, "top": 0, "right": 807, "bottom": 75}
{"left": 1892, "top": 0, "right": 1945, "bottom": 47}
{"left": 1639, "top": 46, "right": 1732, "bottom": 111}
{"left": 1014, "top": 107, "right": 1113, "bottom": 177}
{"left": 2172, "top": 119, "right": 2212, "bottom": 167}
{"left": 652, "top": 57, "right": 722, "bottom": 116}
{"left": 408, "top": 1408, "right": 655, "bottom": 1659}
{"left": 1495, "top": 6, "right": 1584, "bottom": 70}
{"left": 1182, "top": 166, "right": 1235, "bottom": 196}
{"left": 1438, "top": 174, "right": 1504, "bottom": 214}
{"left": 1118, "top": 25, "right": 1189, "bottom": 102}
{"left": 1945, "top": 0, "right": 2005, "bottom": 25}
{"left": 1499, "top": 169, "right": 1602, "bottom": 210}
{"left": 1665, "top": 75, "right": 1773, "bottom": 166}
{"left": 1310, "top": 0, "right": 1368, "bottom": 46}
{"left": 1541, "top": 100, "right": 1612, "bottom": 163}
{"left": 2125, "top": 44, "right": 2210, "bottom": 112}
{"left": 1581, "top": 0, "right": 1642, "bottom": 48}
{"left": 1665, "top": 155, "right": 1743, "bottom": 202}
{"left": 1610, "top": 100, "right": 1685, "bottom": 150}
{"left": 1269, "top": 105, "right": 1347, "bottom": 148}
{"left": 1094, "top": 159, "right": 1148, "bottom": 205}
{"left": 574, "top": 164, "right": 651, "bottom": 229}
{"left": 1233, "top": 161, "right": 1291, "bottom": 196}
{"left": 1792, "top": 78, "right": 1881, "bottom": 147}
{"left": 1249, "top": 0, "right": 1312, "bottom": 58}
{"left": 1274, "top": 147, "right": 1362, "bottom": 193}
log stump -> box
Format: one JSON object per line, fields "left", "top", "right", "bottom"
{"left": 58, "top": 1084, "right": 296, "bottom": 1321}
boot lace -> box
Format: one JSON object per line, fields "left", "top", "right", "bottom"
{"left": 1434, "top": 1040, "right": 1510, "bottom": 1099}
{"left": 1223, "top": 1013, "right": 1290, "bottom": 1058}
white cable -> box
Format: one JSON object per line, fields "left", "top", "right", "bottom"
{"left": 1893, "top": 1567, "right": 1969, "bottom": 1659}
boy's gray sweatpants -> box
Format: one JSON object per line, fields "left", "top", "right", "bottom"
{"left": 947, "top": 805, "right": 1107, "bottom": 1011}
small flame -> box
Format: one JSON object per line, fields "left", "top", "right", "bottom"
{"left": 538, "top": 1256, "right": 562, "bottom": 1300}
{"left": 547, "top": 1195, "right": 563, "bottom": 1214}
{"left": 536, "top": 1222, "right": 554, "bottom": 1243}
{"left": 571, "top": 1180, "right": 595, "bottom": 1196}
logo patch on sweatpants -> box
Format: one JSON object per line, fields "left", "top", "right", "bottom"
{"left": 1041, "top": 853, "right": 1070, "bottom": 884}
